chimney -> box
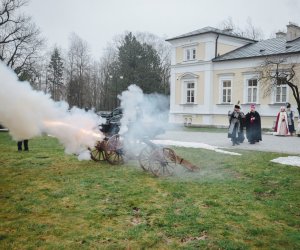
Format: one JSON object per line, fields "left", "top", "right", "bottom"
{"left": 286, "top": 22, "right": 300, "bottom": 41}
{"left": 276, "top": 31, "right": 286, "bottom": 38}
{"left": 223, "top": 28, "right": 233, "bottom": 34}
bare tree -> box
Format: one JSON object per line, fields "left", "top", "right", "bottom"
{"left": 29, "top": 52, "right": 48, "bottom": 91}
{"left": 0, "top": 0, "right": 44, "bottom": 80}
{"left": 243, "top": 18, "right": 264, "bottom": 41}
{"left": 219, "top": 17, "right": 264, "bottom": 40}
{"left": 98, "top": 46, "right": 118, "bottom": 111}
{"left": 66, "top": 33, "right": 91, "bottom": 108}
{"left": 257, "top": 56, "right": 300, "bottom": 116}
{"left": 219, "top": 17, "right": 237, "bottom": 32}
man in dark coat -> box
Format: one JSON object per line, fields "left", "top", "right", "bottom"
{"left": 238, "top": 111, "right": 246, "bottom": 143}
{"left": 228, "top": 104, "right": 243, "bottom": 146}
{"left": 245, "top": 104, "right": 262, "bottom": 144}
{"left": 17, "top": 140, "right": 29, "bottom": 151}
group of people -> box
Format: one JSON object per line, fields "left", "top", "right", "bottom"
{"left": 228, "top": 104, "right": 262, "bottom": 146}
{"left": 274, "top": 103, "right": 296, "bottom": 136}
{"left": 228, "top": 102, "right": 300, "bottom": 146}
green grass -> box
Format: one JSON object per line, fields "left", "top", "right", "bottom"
{"left": 1, "top": 132, "right": 300, "bottom": 249}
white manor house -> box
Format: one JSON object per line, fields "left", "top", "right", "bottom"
{"left": 166, "top": 23, "right": 300, "bottom": 128}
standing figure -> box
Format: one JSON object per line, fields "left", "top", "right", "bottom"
{"left": 228, "top": 104, "right": 243, "bottom": 146}
{"left": 296, "top": 118, "right": 300, "bottom": 137}
{"left": 274, "top": 106, "right": 290, "bottom": 136}
{"left": 238, "top": 111, "right": 246, "bottom": 143}
{"left": 245, "top": 104, "right": 262, "bottom": 144}
{"left": 286, "top": 103, "right": 295, "bottom": 135}
{"left": 17, "top": 140, "right": 29, "bottom": 151}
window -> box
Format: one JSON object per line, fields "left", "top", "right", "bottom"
{"left": 186, "top": 82, "right": 195, "bottom": 103}
{"left": 184, "top": 47, "right": 196, "bottom": 61}
{"left": 221, "top": 80, "right": 232, "bottom": 103}
{"left": 247, "top": 79, "right": 258, "bottom": 103}
{"left": 180, "top": 73, "right": 198, "bottom": 104}
{"left": 219, "top": 74, "right": 234, "bottom": 104}
{"left": 243, "top": 74, "right": 259, "bottom": 104}
{"left": 275, "top": 84, "right": 287, "bottom": 103}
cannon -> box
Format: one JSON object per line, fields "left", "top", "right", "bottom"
{"left": 89, "top": 107, "right": 199, "bottom": 177}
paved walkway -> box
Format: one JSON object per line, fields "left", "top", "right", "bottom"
{"left": 156, "top": 130, "right": 300, "bottom": 155}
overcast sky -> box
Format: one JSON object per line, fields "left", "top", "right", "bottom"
{"left": 24, "top": 0, "right": 300, "bottom": 59}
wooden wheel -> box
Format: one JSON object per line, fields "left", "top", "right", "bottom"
{"left": 105, "top": 134, "right": 125, "bottom": 165}
{"left": 90, "top": 140, "right": 107, "bottom": 162}
{"left": 149, "top": 147, "right": 177, "bottom": 177}
{"left": 138, "top": 145, "right": 154, "bottom": 172}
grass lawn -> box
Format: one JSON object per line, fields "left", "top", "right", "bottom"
{"left": 0, "top": 132, "right": 300, "bottom": 249}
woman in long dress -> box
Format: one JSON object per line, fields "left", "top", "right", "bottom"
{"left": 274, "top": 106, "right": 290, "bottom": 136}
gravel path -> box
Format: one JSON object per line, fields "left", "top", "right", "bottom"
{"left": 156, "top": 130, "right": 300, "bottom": 155}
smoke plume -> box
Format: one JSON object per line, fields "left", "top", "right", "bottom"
{"left": 0, "top": 62, "right": 104, "bottom": 160}
{"left": 118, "top": 84, "right": 170, "bottom": 154}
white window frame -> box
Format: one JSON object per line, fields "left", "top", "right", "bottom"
{"left": 185, "top": 81, "right": 195, "bottom": 103}
{"left": 269, "top": 72, "right": 290, "bottom": 104}
{"left": 184, "top": 47, "right": 196, "bottom": 61}
{"left": 219, "top": 75, "right": 233, "bottom": 104}
{"left": 179, "top": 73, "right": 198, "bottom": 104}
{"left": 243, "top": 75, "right": 259, "bottom": 104}
{"left": 275, "top": 84, "right": 288, "bottom": 103}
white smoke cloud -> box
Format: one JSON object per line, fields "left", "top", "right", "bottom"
{"left": 118, "top": 84, "right": 170, "bottom": 154}
{"left": 0, "top": 62, "right": 105, "bottom": 159}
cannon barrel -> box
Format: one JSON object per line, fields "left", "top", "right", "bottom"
{"left": 174, "top": 155, "right": 199, "bottom": 171}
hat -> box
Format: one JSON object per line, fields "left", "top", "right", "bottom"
{"left": 286, "top": 102, "right": 291, "bottom": 108}
{"left": 250, "top": 104, "right": 255, "bottom": 109}
{"left": 234, "top": 101, "right": 240, "bottom": 109}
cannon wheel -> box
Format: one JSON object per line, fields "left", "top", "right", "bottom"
{"left": 138, "top": 145, "right": 154, "bottom": 172}
{"left": 90, "top": 141, "right": 107, "bottom": 162}
{"left": 149, "top": 147, "right": 177, "bottom": 177}
{"left": 105, "top": 134, "right": 125, "bottom": 165}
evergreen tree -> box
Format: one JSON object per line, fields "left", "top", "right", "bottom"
{"left": 116, "top": 32, "right": 163, "bottom": 95}
{"left": 47, "top": 47, "right": 64, "bottom": 101}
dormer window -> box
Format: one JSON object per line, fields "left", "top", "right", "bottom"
{"left": 184, "top": 47, "right": 196, "bottom": 61}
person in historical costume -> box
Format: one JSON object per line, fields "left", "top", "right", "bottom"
{"left": 245, "top": 104, "right": 262, "bottom": 144}
{"left": 296, "top": 118, "right": 300, "bottom": 137}
{"left": 274, "top": 106, "right": 290, "bottom": 136}
{"left": 228, "top": 104, "right": 243, "bottom": 146}
{"left": 17, "top": 140, "right": 29, "bottom": 151}
{"left": 238, "top": 110, "right": 246, "bottom": 143}
{"left": 286, "top": 103, "right": 295, "bottom": 135}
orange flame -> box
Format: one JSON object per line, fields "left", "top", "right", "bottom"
{"left": 43, "top": 120, "right": 103, "bottom": 139}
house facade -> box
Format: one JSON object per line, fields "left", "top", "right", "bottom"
{"left": 166, "top": 24, "right": 300, "bottom": 128}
